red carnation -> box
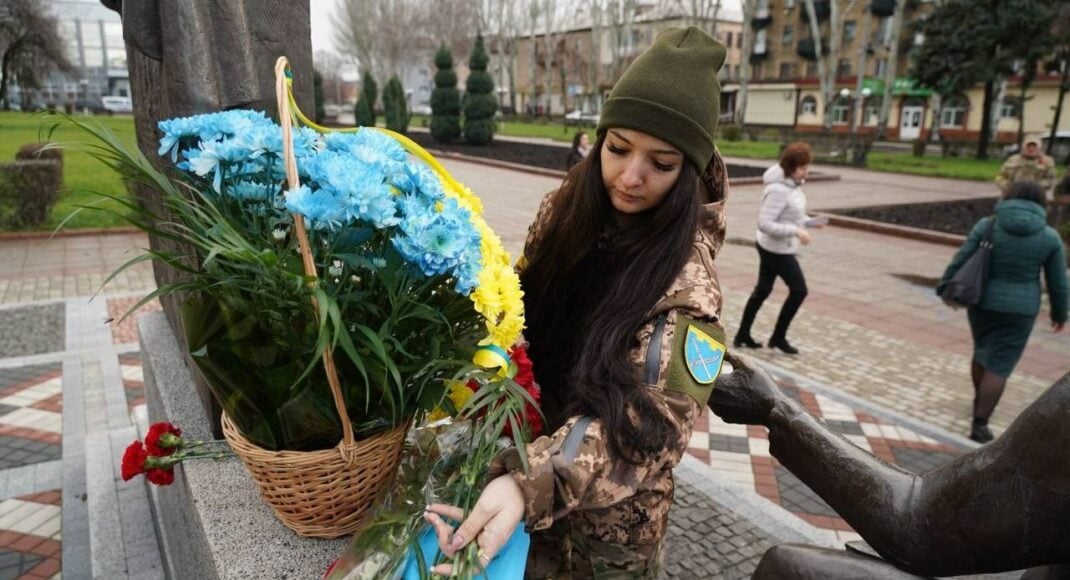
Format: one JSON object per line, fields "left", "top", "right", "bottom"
{"left": 146, "top": 422, "right": 183, "bottom": 456}
{"left": 504, "top": 346, "right": 543, "bottom": 439}
{"left": 121, "top": 441, "right": 148, "bottom": 481}
{"left": 145, "top": 467, "right": 175, "bottom": 486}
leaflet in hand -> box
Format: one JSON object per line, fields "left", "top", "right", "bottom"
{"left": 804, "top": 216, "right": 829, "bottom": 228}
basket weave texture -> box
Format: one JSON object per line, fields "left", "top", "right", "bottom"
{"left": 222, "top": 413, "right": 407, "bottom": 538}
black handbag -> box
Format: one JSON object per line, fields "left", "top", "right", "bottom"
{"left": 941, "top": 216, "right": 996, "bottom": 307}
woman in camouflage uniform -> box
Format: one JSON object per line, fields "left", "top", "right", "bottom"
{"left": 426, "top": 26, "right": 729, "bottom": 578}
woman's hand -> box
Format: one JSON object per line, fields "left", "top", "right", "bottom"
{"left": 1054, "top": 321, "right": 1065, "bottom": 333}
{"left": 796, "top": 228, "right": 812, "bottom": 245}
{"left": 424, "top": 475, "right": 525, "bottom": 575}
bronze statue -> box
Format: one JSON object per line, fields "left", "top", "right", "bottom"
{"left": 709, "top": 352, "right": 1070, "bottom": 579}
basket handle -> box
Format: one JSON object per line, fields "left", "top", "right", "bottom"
{"left": 274, "top": 56, "right": 356, "bottom": 455}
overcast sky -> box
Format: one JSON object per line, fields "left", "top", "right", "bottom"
{"left": 309, "top": 0, "right": 743, "bottom": 54}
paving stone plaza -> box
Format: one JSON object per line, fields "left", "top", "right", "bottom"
{"left": 0, "top": 152, "right": 1063, "bottom": 578}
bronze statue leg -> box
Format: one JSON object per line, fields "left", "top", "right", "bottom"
{"left": 753, "top": 545, "right": 926, "bottom": 580}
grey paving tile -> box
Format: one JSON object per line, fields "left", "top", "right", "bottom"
{"left": 661, "top": 478, "right": 777, "bottom": 579}
{"left": 891, "top": 446, "right": 957, "bottom": 474}
{"left": 0, "top": 304, "right": 64, "bottom": 359}
{"left": 0, "top": 548, "right": 42, "bottom": 580}
{"left": 0, "top": 362, "right": 60, "bottom": 390}
{"left": 0, "top": 435, "right": 61, "bottom": 470}
{"left": 774, "top": 466, "right": 839, "bottom": 518}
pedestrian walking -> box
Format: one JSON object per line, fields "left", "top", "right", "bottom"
{"left": 996, "top": 135, "right": 1056, "bottom": 196}
{"left": 423, "top": 26, "right": 729, "bottom": 578}
{"left": 734, "top": 142, "right": 820, "bottom": 355}
{"left": 565, "top": 130, "right": 590, "bottom": 170}
{"left": 937, "top": 181, "right": 1068, "bottom": 443}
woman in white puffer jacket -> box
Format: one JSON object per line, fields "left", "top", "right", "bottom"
{"left": 734, "top": 142, "right": 817, "bottom": 354}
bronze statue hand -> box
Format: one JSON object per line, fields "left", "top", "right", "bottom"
{"left": 708, "top": 352, "right": 783, "bottom": 426}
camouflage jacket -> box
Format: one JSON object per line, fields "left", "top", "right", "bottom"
{"left": 996, "top": 153, "right": 1056, "bottom": 194}
{"left": 493, "top": 151, "right": 729, "bottom": 578}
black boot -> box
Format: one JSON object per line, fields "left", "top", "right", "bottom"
{"left": 969, "top": 418, "right": 994, "bottom": 443}
{"left": 733, "top": 335, "right": 763, "bottom": 348}
{"left": 768, "top": 337, "right": 799, "bottom": 355}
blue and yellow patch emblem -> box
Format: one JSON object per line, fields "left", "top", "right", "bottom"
{"left": 684, "top": 326, "right": 726, "bottom": 384}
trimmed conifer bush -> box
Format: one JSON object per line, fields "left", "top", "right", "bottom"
{"left": 463, "top": 35, "right": 497, "bottom": 145}
{"left": 355, "top": 72, "right": 378, "bottom": 128}
{"left": 383, "top": 76, "right": 409, "bottom": 134}
{"left": 431, "top": 44, "right": 461, "bottom": 143}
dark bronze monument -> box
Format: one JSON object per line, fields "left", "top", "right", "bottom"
{"left": 100, "top": 0, "right": 314, "bottom": 428}
{"left": 710, "top": 352, "right": 1070, "bottom": 579}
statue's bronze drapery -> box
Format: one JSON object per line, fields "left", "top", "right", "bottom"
{"left": 710, "top": 353, "right": 1069, "bottom": 579}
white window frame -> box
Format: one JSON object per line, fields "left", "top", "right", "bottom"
{"left": 831, "top": 98, "right": 851, "bottom": 125}
{"left": 941, "top": 97, "right": 968, "bottom": 128}
{"left": 801, "top": 96, "right": 818, "bottom": 116}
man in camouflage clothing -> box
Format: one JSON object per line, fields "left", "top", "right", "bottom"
{"left": 996, "top": 135, "right": 1056, "bottom": 196}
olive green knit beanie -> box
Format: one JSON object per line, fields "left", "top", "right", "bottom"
{"left": 597, "top": 26, "right": 726, "bottom": 172}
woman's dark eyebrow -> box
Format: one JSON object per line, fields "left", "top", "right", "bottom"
{"left": 607, "top": 130, "right": 681, "bottom": 157}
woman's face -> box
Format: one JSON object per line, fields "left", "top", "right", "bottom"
{"left": 792, "top": 163, "right": 811, "bottom": 182}
{"left": 579, "top": 133, "right": 590, "bottom": 148}
{"left": 600, "top": 128, "right": 684, "bottom": 214}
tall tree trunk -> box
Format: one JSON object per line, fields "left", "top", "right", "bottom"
{"left": 529, "top": 1, "right": 539, "bottom": 115}
{"left": 1049, "top": 56, "right": 1069, "bottom": 156}
{"left": 978, "top": 78, "right": 996, "bottom": 159}
{"left": 802, "top": 0, "right": 831, "bottom": 128}
{"left": 736, "top": 0, "right": 754, "bottom": 125}
{"left": 1017, "top": 79, "right": 1030, "bottom": 147}
{"left": 852, "top": 7, "right": 873, "bottom": 133}
{"left": 876, "top": 0, "right": 904, "bottom": 140}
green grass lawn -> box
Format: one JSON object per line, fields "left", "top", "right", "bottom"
{"left": 0, "top": 111, "right": 138, "bottom": 230}
{"left": 865, "top": 151, "right": 1003, "bottom": 182}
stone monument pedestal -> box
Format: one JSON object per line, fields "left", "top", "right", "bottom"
{"left": 138, "top": 311, "right": 347, "bottom": 579}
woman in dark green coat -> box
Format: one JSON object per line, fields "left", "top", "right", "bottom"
{"left": 937, "top": 181, "right": 1068, "bottom": 443}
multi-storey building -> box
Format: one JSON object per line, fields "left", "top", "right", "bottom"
{"left": 502, "top": 5, "right": 743, "bottom": 119}
{"left": 8, "top": 0, "right": 129, "bottom": 110}
{"left": 738, "top": 0, "right": 1070, "bottom": 143}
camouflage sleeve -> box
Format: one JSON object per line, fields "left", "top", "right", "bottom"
{"left": 490, "top": 261, "right": 725, "bottom": 530}
{"left": 995, "top": 157, "right": 1018, "bottom": 194}
{"left": 516, "top": 188, "right": 562, "bottom": 273}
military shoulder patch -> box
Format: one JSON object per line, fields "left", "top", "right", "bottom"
{"left": 684, "top": 326, "right": 726, "bottom": 385}
{"left": 665, "top": 315, "right": 727, "bottom": 405}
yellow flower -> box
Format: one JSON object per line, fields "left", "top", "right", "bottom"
{"left": 447, "top": 380, "right": 475, "bottom": 411}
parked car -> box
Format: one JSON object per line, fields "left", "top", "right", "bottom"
{"left": 411, "top": 104, "right": 432, "bottom": 116}
{"left": 1003, "top": 131, "right": 1070, "bottom": 163}
{"left": 564, "top": 109, "right": 599, "bottom": 126}
{"left": 101, "top": 95, "right": 133, "bottom": 114}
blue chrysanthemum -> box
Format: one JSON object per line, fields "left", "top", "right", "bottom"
{"left": 284, "top": 185, "right": 347, "bottom": 230}
{"left": 392, "top": 197, "right": 481, "bottom": 291}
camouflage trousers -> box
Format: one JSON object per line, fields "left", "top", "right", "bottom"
{"left": 525, "top": 520, "right": 664, "bottom": 579}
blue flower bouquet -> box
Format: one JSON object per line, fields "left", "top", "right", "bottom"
{"left": 55, "top": 57, "right": 536, "bottom": 547}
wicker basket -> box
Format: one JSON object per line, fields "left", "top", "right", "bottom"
{"left": 222, "top": 413, "right": 408, "bottom": 538}
{"left": 216, "top": 57, "right": 408, "bottom": 539}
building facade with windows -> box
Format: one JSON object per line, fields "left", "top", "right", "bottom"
{"left": 503, "top": 5, "right": 743, "bottom": 119}
{"left": 737, "top": 0, "right": 1070, "bottom": 143}
{"left": 8, "top": 0, "right": 130, "bottom": 110}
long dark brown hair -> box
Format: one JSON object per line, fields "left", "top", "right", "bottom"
{"left": 521, "top": 133, "right": 702, "bottom": 463}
